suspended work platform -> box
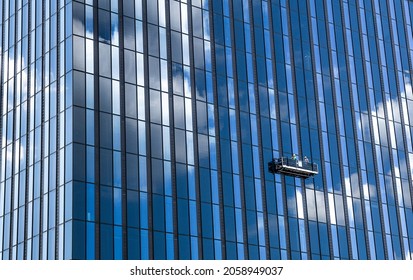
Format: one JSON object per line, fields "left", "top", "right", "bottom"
{"left": 268, "top": 157, "right": 318, "bottom": 179}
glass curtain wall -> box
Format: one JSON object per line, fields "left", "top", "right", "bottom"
{"left": 2, "top": 0, "right": 413, "bottom": 260}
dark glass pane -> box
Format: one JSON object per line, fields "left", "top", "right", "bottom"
{"left": 151, "top": 124, "right": 163, "bottom": 159}
{"left": 100, "top": 186, "right": 113, "bottom": 223}
{"left": 99, "top": 43, "right": 111, "bottom": 77}
{"left": 100, "top": 224, "right": 114, "bottom": 260}
{"left": 147, "top": 0, "right": 158, "bottom": 24}
{"left": 125, "top": 84, "right": 137, "bottom": 118}
{"left": 149, "top": 56, "right": 161, "bottom": 90}
{"left": 99, "top": 77, "right": 112, "bottom": 112}
{"left": 124, "top": 50, "right": 136, "bottom": 84}
{"left": 177, "top": 199, "right": 189, "bottom": 235}
{"left": 148, "top": 24, "right": 159, "bottom": 56}
{"left": 171, "top": 31, "right": 182, "bottom": 63}
{"left": 126, "top": 119, "right": 138, "bottom": 154}
{"left": 72, "top": 221, "right": 86, "bottom": 259}
{"left": 124, "top": 16, "right": 135, "bottom": 50}
{"left": 153, "top": 195, "right": 165, "bottom": 232}
{"left": 123, "top": 0, "right": 135, "bottom": 18}
{"left": 99, "top": 9, "right": 111, "bottom": 43}
{"left": 98, "top": 0, "right": 110, "bottom": 10}
{"left": 153, "top": 232, "right": 166, "bottom": 260}
{"left": 170, "top": 1, "right": 180, "bottom": 30}
{"left": 73, "top": 2, "right": 85, "bottom": 36}
{"left": 73, "top": 71, "right": 85, "bottom": 107}
{"left": 150, "top": 90, "right": 161, "bottom": 124}
{"left": 100, "top": 148, "right": 113, "bottom": 185}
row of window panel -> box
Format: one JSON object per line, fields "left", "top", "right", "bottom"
{"left": 3, "top": 178, "right": 412, "bottom": 260}
{"left": 54, "top": 219, "right": 404, "bottom": 259}
{"left": 1, "top": 229, "right": 60, "bottom": 260}
{"left": 72, "top": 0, "right": 202, "bottom": 52}
{"left": 4, "top": 118, "right": 408, "bottom": 212}
{"left": 3, "top": 0, "right": 412, "bottom": 107}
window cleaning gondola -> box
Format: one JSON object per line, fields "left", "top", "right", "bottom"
{"left": 268, "top": 155, "right": 318, "bottom": 179}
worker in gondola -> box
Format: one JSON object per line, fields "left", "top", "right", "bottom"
{"left": 304, "top": 156, "right": 309, "bottom": 163}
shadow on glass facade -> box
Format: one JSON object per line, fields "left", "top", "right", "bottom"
{"left": 1, "top": 0, "right": 413, "bottom": 260}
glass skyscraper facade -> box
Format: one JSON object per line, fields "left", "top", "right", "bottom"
{"left": 2, "top": 0, "right": 413, "bottom": 260}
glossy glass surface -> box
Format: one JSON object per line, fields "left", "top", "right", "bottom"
{"left": 2, "top": 0, "right": 413, "bottom": 260}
